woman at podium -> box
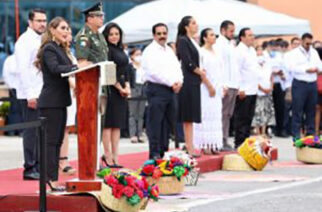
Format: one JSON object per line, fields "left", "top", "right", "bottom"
{"left": 101, "top": 23, "right": 130, "bottom": 168}
{"left": 34, "top": 17, "right": 85, "bottom": 191}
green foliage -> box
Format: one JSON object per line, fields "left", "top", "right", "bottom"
{"left": 0, "top": 102, "right": 10, "bottom": 118}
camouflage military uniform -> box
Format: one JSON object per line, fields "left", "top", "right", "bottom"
{"left": 75, "top": 24, "right": 108, "bottom": 63}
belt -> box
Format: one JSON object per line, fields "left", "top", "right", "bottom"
{"left": 146, "top": 82, "right": 172, "bottom": 91}
{"left": 294, "top": 78, "right": 316, "bottom": 84}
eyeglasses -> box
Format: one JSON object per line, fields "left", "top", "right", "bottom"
{"left": 156, "top": 32, "right": 167, "bottom": 36}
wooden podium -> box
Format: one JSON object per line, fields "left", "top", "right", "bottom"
{"left": 61, "top": 61, "right": 116, "bottom": 192}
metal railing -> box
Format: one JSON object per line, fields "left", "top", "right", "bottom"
{"left": 0, "top": 117, "right": 48, "bottom": 212}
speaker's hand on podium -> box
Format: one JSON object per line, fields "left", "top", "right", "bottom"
{"left": 77, "top": 59, "right": 93, "bottom": 69}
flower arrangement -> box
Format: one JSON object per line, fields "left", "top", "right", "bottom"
{"left": 140, "top": 157, "right": 191, "bottom": 181}
{"left": 163, "top": 150, "right": 200, "bottom": 186}
{"left": 97, "top": 168, "right": 159, "bottom": 206}
{"left": 163, "top": 150, "right": 197, "bottom": 168}
{"left": 294, "top": 136, "right": 322, "bottom": 149}
{"left": 238, "top": 136, "right": 272, "bottom": 171}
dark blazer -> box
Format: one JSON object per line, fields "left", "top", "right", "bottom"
{"left": 177, "top": 35, "right": 201, "bottom": 85}
{"left": 38, "top": 41, "right": 77, "bottom": 108}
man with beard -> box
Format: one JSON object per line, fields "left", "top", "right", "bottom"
{"left": 142, "top": 23, "right": 183, "bottom": 159}
{"left": 215, "top": 20, "right": 239, "bottom": 150}
{"left": 14, "top": 8, "right": 47, "bottom": 180}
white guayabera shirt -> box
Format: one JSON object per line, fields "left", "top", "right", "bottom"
{"left": 142, "top": 40, "right": 183, "bottom": 87}
{"left": 14, "top": 27, "right": 43, "bottom": 100}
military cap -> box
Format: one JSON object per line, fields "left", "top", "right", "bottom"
{"left": 81, "top": 2, "right": 104, "bottom": 16}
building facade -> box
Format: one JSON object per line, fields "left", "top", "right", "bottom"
{"left": 248, "top": 0, "right": 322, "bottom": 40}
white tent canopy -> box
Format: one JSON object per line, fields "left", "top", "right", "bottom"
{"left": 104, "top": 0, "right": 311, "bottom": 43}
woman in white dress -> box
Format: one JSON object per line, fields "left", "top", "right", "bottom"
{"left": 193, "top": 28, "right": 224, "bottom": 154}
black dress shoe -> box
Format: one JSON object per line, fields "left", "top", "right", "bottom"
{"left": 276, "top": 131, "right": 289, "bottom": 138}
{"left": 23, "top": 172, "right": 40, "bottom": 180}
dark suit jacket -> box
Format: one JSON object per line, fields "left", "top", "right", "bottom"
{"left": 38, "top": 41, "right": 77, "bottom": 108}
{"left": 177, "top": 35, "right": 201, "bottom": 85}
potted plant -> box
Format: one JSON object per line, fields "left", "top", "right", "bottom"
{"left": 139, "top": 156, "right": 193, "bottom": 195}
{"left": 0, "top": 101, "right": 10, "bottom": 135}
{"left": 97, "top": 168, "right": 159, "bottom": 212}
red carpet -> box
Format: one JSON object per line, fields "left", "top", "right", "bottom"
{"left": 0, "top": 149, "right": 278, "bottom": 196}
{"left": 0, "top": 149, "right": 278, "bottom": 212}
{"left": 0, "top": 151, "right": 230, "bottom": 196}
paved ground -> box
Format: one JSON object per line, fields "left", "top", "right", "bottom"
{"left": 1, "top": 135, "right": 321, "bottom": 212}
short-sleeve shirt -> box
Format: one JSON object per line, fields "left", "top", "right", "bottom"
{"left": 75, "top": 24, "right": 108, "bottom": 63}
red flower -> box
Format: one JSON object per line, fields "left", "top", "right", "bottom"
{"left": 112, "top": 184, "right": 124, "bottom": 199}
{"left": 136, "top": 189, "right": 144, "bottom": 199}
{"left": 142, "top": 165, "right": 155, "bottom": 175}
{"left": 183, "top": 168, "right": 189, "bottom": 176}
{"left": 152, "top": 169, "right": 163, "bottom": 179}
{"left": 125, "top": 176, "right": 135, "bottom": 187}
{"left": 142, "top": 177, "right": 149, "bottom": 190}
{"left": 168, "top": 162, "right": 174, "bottom": 169}
{"left": 156, "top": 159, "right": 165, "bottom": 165}
{"left": 123, "top": 186, "right": 135, "bottom": 198}
{"left": 150, "top": 185, "right": 159, "bottom": 197}
{"left": 105, "top": 175, "right": 118, "bottom": 187}
{"left": 170, "top": 157, "right": 181, "bottom": 164}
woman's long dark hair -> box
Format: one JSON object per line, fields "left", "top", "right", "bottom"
{"left": 102, "top": 22, "right": 124, "bottom": 48}
{"left": 200, "top": 28, "right": 212, "bottom": 47}
{"left": 175, "top": 16, "right": 193, "bottom": 48}
{"left": 34, "top": 17, "right": 69, "bottom": 70}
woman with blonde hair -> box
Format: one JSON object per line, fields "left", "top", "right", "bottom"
{"left": 35, "top": 17, "right": 86, "bottom": 191}
{"left": 58, "top": 27, "right": 77, "bottom": 175}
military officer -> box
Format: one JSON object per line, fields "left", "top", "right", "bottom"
{"left": 75, "top": 2, "right": 108, "bottom": 64}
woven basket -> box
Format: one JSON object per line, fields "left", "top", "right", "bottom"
{"left": 222, "top": 154, "right": 254, "bottom": 171}
{"left": 100, "top": 183, "right": 148, "bottom": 212}
{"left": 238, "top": 138, "right": 269, "bottom": 171}
{"left": 146, "top": 176, "right": 184, "bottom": 195}
{"left": 296, "top": 147, "right": 322, "bottom": 164}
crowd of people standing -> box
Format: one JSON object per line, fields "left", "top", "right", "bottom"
{"left": 2, "top": 1, "right": 322, "bottom": 192}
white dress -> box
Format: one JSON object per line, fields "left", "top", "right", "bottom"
{"left": 193, "top": 47, "right": 224, "bottom": 150}
{"left": 66, "top": 54, "right": 77, "bottom": 127}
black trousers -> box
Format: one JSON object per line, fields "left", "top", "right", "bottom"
{"left": 146, "top": 83, "right": 176, "bottom": 159}
{"left": 291, "top": 79, "right": 317, "bottom": 139}
{"left": 20, "top": 100, "right": 39, "bottom": 174}
{"left": 234, "top": 95, "right": 256, "bottom": 148}
{"left": 273, "top": 83, "right": 285, "bottom": 134}
{"left": 7, "top": 89, "right": 23, "bottom": 135}
{"left": 283, "top": 100, "right": 292, "bottom": 135}
{"left": 40, "top": 108, "right": 67, "bottom": 181}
